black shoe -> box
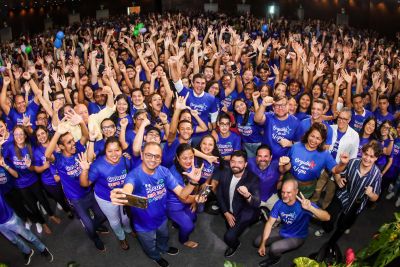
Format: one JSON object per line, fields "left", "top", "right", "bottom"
{"left": 41, "top": 248, "right": 54, "bottom": 262}
{"left": 24, "top": 249, "right": 34, "bottom": 265}
{"left": 153, "top": 258, "right": 169, "bottom": 267}
{"left": 259, "top": 257, "right": 280, "bottom": 267}
{"left": 94, "top": 239, "right": 106, "bottom": 252}
{"left": 224, "top": 243, "right": 241, "bottom": 257}
{"left": 96, "top": 225, "right": 109, "bottom": 234}
{"left": 166, "top": 247, "right": 179, "bottom": 255}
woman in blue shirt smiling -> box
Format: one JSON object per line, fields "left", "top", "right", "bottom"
{"left": 280, "top": 122, "right": 349, "bottom": 198}
{"left": 78, "top": 137, "right": 133, "bottom": 250}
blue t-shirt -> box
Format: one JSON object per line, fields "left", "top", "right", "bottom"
{"left": 262, "top": 112, "right": 300, "bottom": 158}
{"left": 89, "top": 156, "right": 131, "bottom": 201}
{"left": 350, "top": 109, "right": 372, "bottom": 133}
{"left": 94, "top": 139, "right": 106, "bottom": 157}
{"left": 3, "top": 146, "right": 38, "bottom": 189}
{"left": 219, "top": 87, "right": 243, "bottom": 112}
{"left": 88, "top": 102, "right": 105, "bottom": 115}
{"left": 124, "top": 165, "right": 179, "bottom": 232}
{"left": 0, "top": 167, "right": 14, "bottom": 194}
{"left": 297, "top": 118, "right": 333, "bottom": 145}
{"left": 161, "top": 138, "right": 182, "bottom": 168}
{"left": 115, "top": 115, "right": 134, "bottom": 137}
{"left": 0, "top": 193, "right": 13, "bottom": 224}
{"left": 288, "top": 142, "right": 336, "bottom": 182}
{"left": 294, "top": 112, "right": 310, "bottom": 121}
{"left": 376, "top": 139, "right": 393, "bottom": 168}
{"left": 217, "top": 132, "right": 242, "bottom": 158}
{"left": 33, "top": 146, "right": 57, "bottom": 186}
{"left": 248, "top": 158, "right": 280, "bottom": 201}
{"left": 331, "top": 129, "right": 346, "bottom": 159}
{"left": 235, "top": 112, "right": 263, "bottom": 143}
{"left": 8, "top": 101, "right": 40, "bottom": 126}
{"left": 54, "top": 142, "right": 90, "bottom": 200}
{"left": 166, "top": 165, "right": 188, "bottom": 211}
{"left": 179, "top": 87, "right": 217, "bottom": 136}
{"left": 374, "top": 109, "right": 394, "bottom": 127}
{"left": 270, "top": 199, "right": 317, "bottom": 239}
{"left": 392, "top": 138, "right": 400, "bottom": 168}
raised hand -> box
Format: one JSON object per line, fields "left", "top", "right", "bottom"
{"left": 65, "top": 110, "right": 83, "bottom": 126}
{"left": 110, "top": 188, "right": 128, "bottom": 206}
{"left": 279, "top": 156, "right": 290, "bottom": 166}
{"left": 120, "top": 118, "right": 129, "bottom": 128}
{"left": 174, "top": 92, "right": 189, "bottom": 111}
{"left": 279, "top": 138, "right": 292, "bottom": 148}
{"left": 237, "top": 185, "right": 251, "bottom": 199}
{"left": 182, "top": 160, "right": 203, "bottom": 183}
{"left": 296, "top": 192, "right": 312, "bottom": 211}
{"left": 77, "top": 152, "right": 91, "bottom": 171}
{"left": 262, "top": 96, "right": 274, "bottom": 107}
{"left": 22, "top": 114, "right": 32, "bottom": 128}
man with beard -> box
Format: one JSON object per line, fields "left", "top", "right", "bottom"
{"left": 216, "top": 150, "right": 260, "bottom": 257}
{"left": 255, "top": 178, "right": 330, "bottom": 267}
{"left": 247, "top": 145, "right": 282, "bottom": 215}
{"left": 45, "top": 114, "right": 109, "bottom": 251}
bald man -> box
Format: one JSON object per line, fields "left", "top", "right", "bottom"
{"left": 254, "top": 179, "right": 330, "bottom": 267}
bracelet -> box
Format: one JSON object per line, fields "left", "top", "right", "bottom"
{"left": 4, "top": 165, "right": 9, "bottom": 170}
{"left": 189, "top": 181, "right": 199, "bottom": 186}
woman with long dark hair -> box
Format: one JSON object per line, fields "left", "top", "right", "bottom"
{"left": 232, "top": 98, "right": 263, "bottom": 158}
{"left": 3, "top": 126, "right": 60, "bottom": 234}
{"left": 33, "top": 126, "right": 72, "bottom": 218}
{"left": 358, "top": 116, "right": 378, "bottom": 157}
{"left": 111, "top": 94, "right": 133, "bottom": 137}
{"left": 167, "top": 143, "right": 206, "bottom": 248}
{"left": 280, "top": 122, "right": 349, "bottom": 198}
{"left": 78, "top": 137, "right": 133, "bottom": 250}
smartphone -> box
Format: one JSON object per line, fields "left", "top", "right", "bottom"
{"left": 199, "top": 185, "right": 212, "bottom": 198}
{"left": 124, "top": 193, "right": 148, "bottom": 209}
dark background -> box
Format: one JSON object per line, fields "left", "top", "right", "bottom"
{"left": 0, "top": 0, "right": 399, "bottom": 38}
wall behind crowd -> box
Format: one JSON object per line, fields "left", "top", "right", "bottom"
{"left": 1, "top": 0, "right": 400, "bottom": 37}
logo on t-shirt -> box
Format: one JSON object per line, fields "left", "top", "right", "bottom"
{"left": 293, "top": 158, "right": 316, "bottom": 175}
{"left": 272, "top": 125, "right": 291, "bottom": 142}
{"left": 280, "top": 211, "right": 296, "bottom": 225}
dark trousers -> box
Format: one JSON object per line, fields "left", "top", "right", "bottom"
{"left": 19, "top": 181, "right": 54, "bottom": 224}
{"left": 167, "top": 206, "right": 196, "bottom": 244}
{"left": 69, "top": 192, "right": 106, "bottom": 243}
{"left": 224, "top": 210, "right": 259, "bottom": 249}
{"left": 322, "top": 196, "right": 360, "bottom": 245}
{"left": 4, "top": 188, "right": 33, "bottom": 222}
{"left": 42, "top": 183, "right": 71, "bottom": 213}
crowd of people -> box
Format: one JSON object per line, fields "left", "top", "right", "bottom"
{"left": 0, "top": 10, "right": 400, "bottom": 267}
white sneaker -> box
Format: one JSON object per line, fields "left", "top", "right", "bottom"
{"left": 386, "top": 192, "right": 395, "bottom": 200}
{"left": 38, "top": 202, "right": 47, "bottom": 215}
{"left": 344, "top": 229, "right": 351, "bottom": 234}
{"left": 25, "top": 221, "right": 32, "bottom": 230}
{"left": 315, "top": 229, "right": 325, "bottom": 237}
{"left": 57, "top": 203, "right": 63, "bottom": 211}
{"left": 36, "top": 223, "right": 43, "bottom": 234}
{"left": 395, "top": 197, "right": 400, "bottom": 208}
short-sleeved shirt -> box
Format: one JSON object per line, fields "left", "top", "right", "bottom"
{"left": 89, "top": 156, "right": 131, "bottom": 201}
{"left": 235, "top": 112, "right": 263, "bottom": 143}
{"left": 54, "top": 142, "right": 90, "bottom": 200}
{"left": 124, "top": 165, "right": 179, "bottom": 232}
{"left": 33, "top": 146, "right": 57, "bottom": 186}
{"left": 270, "top": 199, "right": 318, "bottom": 239}
{"left": 8, "top": 102, "right": 40, "bottom": 126}
{"left": 350, "top": 109, "right": 372, "bottom": 133}
{"left": 262, "top": 112, "right": 300, "bottom": 158}
{"left": 248, "top": 158, "right": 280, "bottom": 202}
{"left": 217, "top": 132, "right": 242, "bottom": 158}
{"left": 288, "top": 142, "right": 336, "bottom": 182}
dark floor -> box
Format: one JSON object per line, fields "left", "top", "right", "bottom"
{"left": 0, "top": 197, "right": 399, "bottom": 267}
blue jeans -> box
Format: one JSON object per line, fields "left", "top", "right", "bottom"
{"left": 136, "top": 220, "right": 169, "bottom": 261}
{"left": 167, "top": 205, "right": 196, "bottom": 244}
{"left": 0, "top": 213, "right": 46, "bottom": 254}
{"left": 95, "top": 193, "right": 132, "bottom": 240}
{"left": 70, "top": 192, "right": 106, "bottom": 243}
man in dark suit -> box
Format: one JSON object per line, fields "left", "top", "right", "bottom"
{"left": 216, "top": 150, "right": 261, "bottom": 257}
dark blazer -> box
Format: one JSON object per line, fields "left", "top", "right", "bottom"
{"left": 216, "top": 167, "right": 261, "bottom": 217}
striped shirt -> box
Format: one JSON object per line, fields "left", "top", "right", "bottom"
{"left": 337, "top": 158, "right": 382, "bottom": 214}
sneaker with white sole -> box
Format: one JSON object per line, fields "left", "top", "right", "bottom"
{"left": 344, "top": 229, "right": 351, "bottom": 234}
{"left": 386, "top": 192, "right": 395, "bottom": 200}
{"left": 315, "top": 229, "right": 325, "bottom": 237}
{"left": 36, "top": 223, "right": 43, "bottom": 234}
{"left": 25, "top": 221, "right": 32, "bottom": 230}
{"left": 395, "top": 197, "right": 400, "bottom": 208}
{"left": 57, "top": 203, "right": 63, "bottom": 211}
{"left": 24, "top": 249, "right": 34, "bottom": 265}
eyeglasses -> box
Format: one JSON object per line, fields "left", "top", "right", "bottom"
{"left": 274, "top": 103, "right": 287, "bottom": 109}
{"left": 219, "top": 122, "right": 230, "bottom": 127}
{"left": 337, "top": 116, "right": 350, "bottom": 122}
{"left": 144, "top": 153, "right": 161, "bottom": 161}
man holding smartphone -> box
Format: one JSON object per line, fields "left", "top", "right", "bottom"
{"left": 110, "top": 142, "right": 202, "bottom": 267}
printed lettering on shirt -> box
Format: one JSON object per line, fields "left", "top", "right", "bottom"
{"left": 106, "top": 170, "right": 127, "bottom": 188}
{"left": 144, "top": 179, "right": 166, "bottom": 203}
{"left": 65, "top": 161, "right": 83, "bottom": 177}
{"left": 272, "top": 125, "right": 291, "bottom": 142}
{"left": 280, "top": 211, "right": 296, "bottom": 225}
{"left": 293, "top": 158, "right": 316, "bottom": 176}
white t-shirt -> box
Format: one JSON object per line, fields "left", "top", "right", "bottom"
{"left": 229, "top": 175, "right": 241, "bottom": 213}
